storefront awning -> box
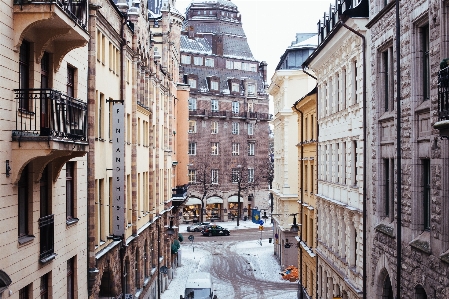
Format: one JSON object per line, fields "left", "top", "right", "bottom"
{"left": 207, "top": 196, "right": 223, "bottom": 204}
{"left": 185, "top": 197, "right": 202, "bottom": 205}
{"left": 228, "top": 195, "right": 243, "bottom": 203}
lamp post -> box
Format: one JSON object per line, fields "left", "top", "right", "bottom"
{"left": 288, "top": 213, "right": 303, "bottom": 299}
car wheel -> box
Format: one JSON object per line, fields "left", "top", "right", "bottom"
{"left": 225, "top": 231, "right": 230, "bottom": 236}
{"left": 208, "top": 232, "right": 212, "bottom": 237}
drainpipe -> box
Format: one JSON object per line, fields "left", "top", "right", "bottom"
{"left": 395, "top": 1, "right": 402, "bottom": 298}
{"left": 339, "top": 20, "right": 367, "bottom": 299}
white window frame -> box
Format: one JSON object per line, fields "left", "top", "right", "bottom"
{"left": 241, "top": 62, "right": 248, "bottom": 71}
{"left": 232, "top": 122, "right": 239, "bottom": 135}
{"left": 248, "top": 168, "right": 254, "bottom": 183}
{"left": 250, "top": 64, "right": 257, "bottom": 72}
{"left": 211, "top": 142, "right": 219, "bottom": 155}
{"left": 211, "top": 122, "right": 218, "bottom": 134}
{"left": 211, "top": 99, "right": 219, "bottom": 112}
{"left": 188, "top": 78, "right": 197, "bottom": 88}
{"left": 232, "top": 101, "right": 239, "bottom": 113}
{"left": 188, "top": 98, "right": 197, "bottom": 111}
{"left": 247, "top": 123, "right": 254, "bottom": 135}
{"left": 211, "top": 81, "right": 219, "bottom": 90}
{"left": 188, "top": 169, "right": 196, "bottom": 184}
{"left": 233, "top": 61, "right": 241, "bottom": 70}
{"left": 211, "top": 169, "right": 218, "bottom": 184}
{"left": 247, "top": 84, "right": 256, "bottom": 95}
{"left": 205, "top": 58, "right": 215, "bottom": 67}
{"left": 188, "top": 120, "right": 196, "bottom": 133}
{"left": 231, "top": 169, "right": 240, "bottom": 183}
{"left": 193, "top": 56, "right": 203, "bottom": 66}
{"left": 248, "top": 103, "right": 254, "bottom": 112}
{"left": 248, "top": 143, "right": 255, "bottom": 156}
{"left": 181, "top": 55, "right": 191, "bottom": 64}
{"left": 231, "top": 82, "right": 239, "bottom": 92}
{"left": 226, "top": 60, "right": 233, "bottom": 69}
{"left": 232, "top": 143, "right": 240, "bottom": 156}
{"left": 188, "top": 142, "right": 197, "bottom": 155}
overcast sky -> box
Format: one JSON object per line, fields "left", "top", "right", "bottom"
{"left": 175, "top": 0, "right": 333, "bottom": 83}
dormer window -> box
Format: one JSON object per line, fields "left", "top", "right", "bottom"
{"left": 181, "top": 55, "right": 191, "bottom": 64}
{"left": 231, "top": 82, "right": 239, "bottom": 92}
{"left": 233, "top": 61, "right": 241, "bottom": 70}
{"left": 194, "top": 57, "right": 203, "bottom": 66}
{"left": 188, "top": 78, "right": 197, "bottom": 88}
{"left": 211, "top": 81, "right": 219, "bottom": 90}
{"left": 247, "top": 84, "right": 255, "bottom": 95}
{"left": 226, "top": 60, "right": 233, "bottom": 69}
{"left": 250, "top": 64, "right": 257, "bottom": 72}
{"left": 205, "top": 58, "right": 214, "bottom": 67}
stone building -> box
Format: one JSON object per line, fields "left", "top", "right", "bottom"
{"left": 269, "top": 34, "right": 316, "bottom": 269}
{"left": 366, "top": 0, "right": 449, "bottom": 297}
{"left": 180, "top": 0, "right": 271, "bottom": 223}
{"left": 303, "top": 0, "right": 369, "bottom": 298}
{"left": 0, "top": 0, "right": 90, "bottom": 297}
{"left": 293, "top": 86, "right": 318, "bottom": 299}
{"left": 87, "top": 0, "right": 188, "bottom": 298}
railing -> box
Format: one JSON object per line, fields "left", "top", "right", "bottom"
{"left": 14, "top": 0, "right": 88, "bottom": 30}
{"left": 438, "top": 66, "right": 449, "bottom": 121}
{"left": 172, "top": 184, "right": 189, "bottom": 198}
{"left": 13, "top": 89, "right": 87, "bottom": 141}
{"left": 210, "top": 111, "right": 227, "bottom": 117}
{"left": 189, "top": 109, "right": 206, "bottom": 116}
{"left": 38, "top": 214, "right": 54, "bottom": 262}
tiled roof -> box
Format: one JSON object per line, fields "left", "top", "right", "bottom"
{"left": 180, "top": 35, "right": 212, "bottom": 54}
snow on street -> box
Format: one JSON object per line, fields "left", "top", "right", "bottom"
{"left": 161, "top": 221, "right": 298, "bottom": 299}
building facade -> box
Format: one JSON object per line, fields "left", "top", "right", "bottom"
{"left": 269, "top": 34, "right": 317, "bottom": 269}
{"left": 303, "top": 1, "right": 369, "bottom": 298}
{"left": 293, "top": 86, "right": 318, "bottom": 299}
{"left": 87, "top": 0, "right": 188, "bottom": 298}
{"left": 0, "top": 0, "right": 90, "bottom": 297}
{"left": 180, "top": 0, "right": 271, "bottom": 224}
{"left": 367, "top": 0, "right": 449, "bottom": 298}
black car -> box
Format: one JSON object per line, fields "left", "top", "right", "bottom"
{"left": 186, "top": 222, "right": 210, "bottom": 232}
{"left": 202, "top": 225, "right": 230, "bottom": 236}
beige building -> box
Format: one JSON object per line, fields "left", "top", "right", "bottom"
{"left": 293, "top": 87, "right": 317, "bottom": 299}
{"left": 0, "top": 0, "right": 90, "bottom": 297}
{"left": 269, "top": 34, "right": 316, "bottom": 269}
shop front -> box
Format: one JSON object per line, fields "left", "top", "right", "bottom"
{"left": 182, "top": 197, "right": 202, "bottom": 223}
{"left": 227, "top": 195, "right": 243, "bottom": 220}
{"left": 205, "top": 196, "right": 223, "bottom": 222}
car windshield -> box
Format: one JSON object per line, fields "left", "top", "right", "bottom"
{"left": 184, "top": 288, "right": 211, "bottom": 299}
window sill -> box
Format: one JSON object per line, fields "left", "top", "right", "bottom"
{"left": 66, "top": 218, "right": 79, "bottom": 226}
{"left": 18, "top": 235, "right": 35, "bottom": 245}
{"left": 40, "top": 253, "right": 57, "bottom": 264}
{"left": 374, "top": 223, "right": 395, "bottom": 238}
{"left": 409, "top": 231, "right": 431, "bottom": 254}
{"left": 440, "top": 251, "right": 449, "bottom": 264}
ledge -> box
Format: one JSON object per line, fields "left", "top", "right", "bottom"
{"left": 18, "top": 235, "right": 35, "bottom": 245}
{"left": 40, "top": 253, "right": 57, "bottom": 264}
{"left": 374, "top": 224, "right": 395, "bottom": 237}
{"left": 66, "top": 218, "right": 79, "bottom": 226}
{"left": 409, "top": 239, "right": 431, "bottom": 254}
{"left": 440, "top": 251, "right": 449, "bottom": 264}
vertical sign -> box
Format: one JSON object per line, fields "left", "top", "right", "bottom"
{"left": 112, "top": 103, "right": 125, "bottom": 237}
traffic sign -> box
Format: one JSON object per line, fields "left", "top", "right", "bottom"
{"left": 188, "top": 235, "right": 194, "bottom": 241}
{"left": 259, "top": 225, "right": 264, "bottom": 231}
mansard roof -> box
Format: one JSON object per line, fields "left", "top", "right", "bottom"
{"left": 180, "top": 35, "right": 212, "bottom": 55}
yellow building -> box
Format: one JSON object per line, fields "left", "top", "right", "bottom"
{"left": 293, "top": 87, "right": 317, "bottom": 299}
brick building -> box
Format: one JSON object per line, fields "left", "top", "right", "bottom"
{"left": 180, "top": 0, "right": 271, "bottom": 223}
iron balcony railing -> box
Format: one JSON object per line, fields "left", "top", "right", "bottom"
{"left": 14, "top": 0, "right": 88, "bottom": 30}
{"left": 38, "top": 214, "right": 54, "bottom": 262}
{"left": 172, "top": 184, "right": 189, "bottom": 198}
{"left": 13, "top": 89, "right": 87, "bottom": 141}
{"left": 438, "top": 66, "right": 449, "bottom": 121}
{"left": 189, "top": 109, "right": 206, "bottom": 116}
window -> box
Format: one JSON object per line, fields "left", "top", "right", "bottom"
{"left": 67, "top": 257, "right": 75, "bottom": 299}
{"left": 188, "top": 121, "right": 196, "bottom": 133}
{"left": 211, "top": 99, "right": 219, "bottom": 112}
{"left": 226, "top": 60, "right": 233, "bottom": 69}
{"left": 241, "top": 62, "right": 248, "bottom": 71}
{"left": 422, "top": 159, "right": 431, "bottom": 230}
{"left": 248, "top": 168, "right": 254, "bottom": 183}
{"left": 211, "top": 142, "right": 219, "bottom": 155}
{"left": 19, "top": 284, "right": 30, "bottom": 299}
{"left": 233, "top": 61, "right": 241, "bottom": 70}
{"left": 352, "top": 60, "right": 358, "bottom": 104}
{"left": 205, "top": 58, "right": 214, "bottom": 67}
{"left": 383, "top": 158, "right": 394, "bottom": 220}
{"left": 211, "top": 169, "right": 219, "bottom": 184}
{"left": 211, "top": 121, "right": 218, "bottom": 134}
{"left": 188, "top": 142, "right": 196, "bottom": 155}
{"left": 67, "top": 65, "right": 75, "bottom": 97}
{"left": 232, "top": 101, "right": 239, "bottom": 113}
{"left": 380, "top": 45, "right": 394, "bottom": 111}
{"left": 193, "top": 56, "right": 203, "bottom": 66}
{"left": 232, "top": 122, "right": 239, "bottom": 134}
{"left": 248, "top": 103, "right": 254, "bottom": 112}
{"left": 181, "top": 55, "right": 191, "bottom": 64}
{"left": 188, "top": 98, "right": 197, "bottom": 111}
{"left": 211, "top": 81, "right": 219, "bottom": 90}
{"left": 352, "top": 141, "right": 358, "bottom": 186}
{"left": 66, "top": 162, "right": 75, "bottom": 220}
{"left": 231, "top": 169, "right": 240, "bottom": 183}
{"left": 188, "top": 170, "right": 196, "bottom": 184}
{"left": 19, "top": 40, "right": 30, "bottom": 111}
{"left": 248, "top": 123, "right": 254, "bottom": 135}
{"left": 247, "top": 84, "right": 255, "bottom": 95}
{"left": 250, "top": 64, "right": 257, "bottom": 72}
{"left": 232, "top": 143, "right": 240, "bottom": 156}
{"left": 188, "top": 78, "right": 197, "bottom": 88}
{"left": 421, "top": 24, "right": 430, "bottom": 101}
{"left": 248, "top": 143, "right": 255, "bottom": 156}
{"left": 18, "top": 164, "right": 29, "bottom": 238}
{"left": 231, "top": 82, "right": 239, "bottom": 92}
{"left": 40, "top": 273, "right": 49, "bottom": 299}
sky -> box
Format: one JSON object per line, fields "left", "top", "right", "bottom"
{"left": 175, "top": 0, "right": 333, "bottom": 83}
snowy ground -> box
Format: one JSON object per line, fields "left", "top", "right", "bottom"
{"left": 160, "top": 220, "right": 298, "bottom": 299}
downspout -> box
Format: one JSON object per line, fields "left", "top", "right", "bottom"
{"left": 292, "top": 103, "right": 304, "bottom": 299}
{"left": 395, "top": 1, "right": 402, "bottom": 298}
{"left": 339, "top": 20, "right": 367, "bottom": 299}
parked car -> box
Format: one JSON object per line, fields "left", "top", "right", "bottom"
{"left": 187, "top": 222, "right": 210, "bottom": 232}
{"left": 202, "top": 225, "right": 230, "bottom": 236}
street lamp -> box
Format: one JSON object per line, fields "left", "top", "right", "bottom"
{"left": 290, "top": 213, "right": 299, "bottom": 232}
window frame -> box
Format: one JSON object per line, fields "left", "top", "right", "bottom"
{"left": 188, "top": 120, "right": 196, "bottom": 133}
{"left": 248, "top": 142, "right": 255, "bottom": 156}
{"left": 232, "top": 143, "right": 240, "bottom": 156}
{"left": 232, "top": 101, "right": 239, "bottom": 114}
{"left": 422, "top": 159, "right": 431, "bottom": 230}
{"left": 188, "top": 98, "right": 197, "bottom": 111}
{"left": 66, "top": 162, "right": 76, "bottom": 221}
{"left": 232, "top": 122, "right": 239, "bottom": 135}
{"left": 188, "top": 142, "right": 197, "bottom": 155}
{"left": 211, "top": 169, "right": 219, "bottom": 184}
{"left": 211, "top": 142, "right": 219, "bottom": 155}
{"left": 188, "top": 169, "right": 197, "bottom": 184}
{"left": 193, "top": 56, "right": 203, "bottom": 66}
{"left": 181, "top": 55, "right": 191, "bottom": 64}
{"left": 211, "top": 99, "right": 219, "bottom": 112}
{"left": 247, "top": 123, "right": 254, "bottom": 135}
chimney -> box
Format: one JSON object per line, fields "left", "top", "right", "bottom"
{"left": 212, "top": 34, "right": 223, "bottom": 56}
{"left": 259, "top": 61, "right": 268, "bottom": 86}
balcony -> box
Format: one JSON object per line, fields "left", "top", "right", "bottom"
{"left": 13, "top": 0, "right": 89, "bottom": 71}
{"left": 172, "top": 184, "right": 189, "bottom": 207}
{"left": 189, "top": 109, "right": 206, "bottom": 117}
{"left": 435, "top": 66, "right": 449, "bottom": 138}
{"left": 38, "top": 214, "right": 55, "bottom": 263}
{"left": 11, "top": 89, "right": 88, "bottom": 183}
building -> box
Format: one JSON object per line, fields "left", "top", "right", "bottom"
{"left": 0, "top": 0, "right": 90, "bottom": 296}
{"left": 86, "top": 0, "right": 188, "bottom": 298}
{"left": 269, "top": 34, "right": 316, "bottom": 269}
{"left": 293, "top": 86, "right": 318, "bottom": 299}
{"left": 180, "top": 0, "right": 271, "bottom": 224}
{"left": 303, "top": 0, "right": 369, "bottom": 298}
{"left": 367, "top": 0, "right": 449, "bottom": 297}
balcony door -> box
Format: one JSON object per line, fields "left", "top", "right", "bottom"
{"left": 40, "top": 52, "right": 51, "bottom": 132}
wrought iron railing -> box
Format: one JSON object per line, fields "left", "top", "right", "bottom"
{"left": 172, "top": 184, "right": 189, "bottom": 198}
{"left": 14, "top": 0, "right": 88, "bottom": 30}
{"left": 189, "top": 109, "right": 206, "bottom": 116}
{"left": 438, "top": 66, "right": 449, "bottom": 121}
{"left": 38, "top": 214, "right": 54, "bottom": 262}
{"left": 13, "top": 89, "right": 87, "bottom": 141}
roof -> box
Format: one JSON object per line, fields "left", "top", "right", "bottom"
{"left": 180, "top": 35, "right": 212, "bottom": 55}
{"left": 190, "top": 0, "right": 237, "bottom": 9}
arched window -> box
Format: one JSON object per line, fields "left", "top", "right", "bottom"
{"left": 382, "top": 274, "right": 393, "bottom": 299}
{"left": 99, "top": 270, "right": 114, "bottom": 297}
{"left": 415, "top": 285, "right": 428, "bottom": 299}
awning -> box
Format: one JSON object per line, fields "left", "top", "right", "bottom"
{"left": 206, "top": 196, "right": 223, "bottom": 204}
{"left": 185, "top": 197, "right": 201, "bottom": 205}
{"left": 227, "top": 195, "right": 243, "bottom": 203}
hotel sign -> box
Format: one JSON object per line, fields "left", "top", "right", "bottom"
{"left": 112, "top": 103, "right": 125, "bottom": 237}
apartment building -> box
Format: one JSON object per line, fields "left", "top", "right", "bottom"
{"left": 86, "top": 0, "right": 188, "bottom": 298}
{"left": 180, "top": 0, "right": 271, "bottom": 223}
{"left": 303, "top": 0, "right": 369, "bottom": 298}
{"left": 0, "top": 0, "right": 89, "bottom": 297}
{"left": 269, "top": 34, "right": 317, "bottom": 269}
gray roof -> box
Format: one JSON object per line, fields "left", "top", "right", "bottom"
{"left": 180, "top": 35, "right": 212, "bottom": 55}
